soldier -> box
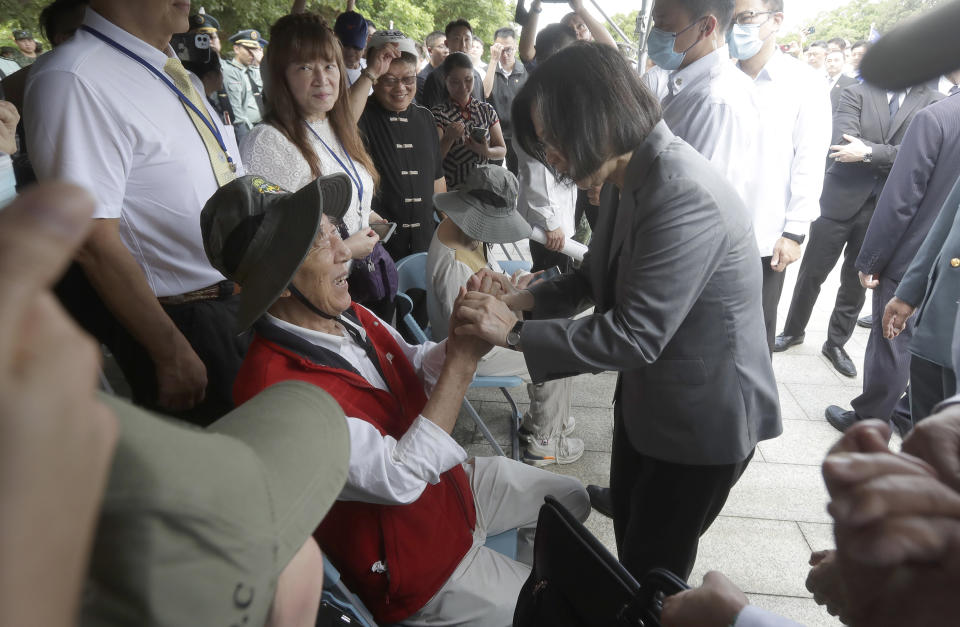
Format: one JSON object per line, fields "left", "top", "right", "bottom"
{"left": 11, "top": 30, "right": 39, "bottom": 67}
{"left": 222, "top": 29, "right": 263, "bottom": 145}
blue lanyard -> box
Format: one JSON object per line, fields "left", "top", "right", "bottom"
{"left": 304, "top": 121, "right": 363, "bottom": 204}
{"left": 80, "top": 25, "right": 236, "bottom": 172}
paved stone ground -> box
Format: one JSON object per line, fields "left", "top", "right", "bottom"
{"left": 459, "top": 250, "right": 895, "bottom": 626}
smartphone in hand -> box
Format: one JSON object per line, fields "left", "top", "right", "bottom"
{"left": 370, "top": 221, "right": 397, "bottom": 243}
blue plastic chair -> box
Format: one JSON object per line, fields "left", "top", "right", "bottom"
{"left": 496, "top": 259, "right": 533, "bottom": 277}
{"left": 394, "top": 253, "right": 523, "bottom": 460}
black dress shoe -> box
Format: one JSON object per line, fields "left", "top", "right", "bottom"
{"left": 825, "top": 405, "right": 859, "bottom": 432}
{"left": 857, "top": 314, "right": 873, "bottom": 329}
{"left": 822, "top": 343, "right": 857, "bottom": 377}
{"left": 586, "top": 484, "right": 613, "bottom": 519}
{"left": 773, "top": 333, "right": 805, "bottom": 352}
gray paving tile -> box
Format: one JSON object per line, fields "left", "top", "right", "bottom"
{"left": 758, "top": 419, "right": 842, "bottom": 466}
{"left": 546, "top": 450, "right": 611, "bottom": 487}
{"left": 722, "top": 461, "right": 831, "bottom": 524}
{"left": 777, "top": 383, "right": 807, "bottom": 422}
{"left": 690, "top": 517, "right": 813, "bottom": 597}
{"left": 774, "top": 353, "right": 849, "bottom": 386}
{"left": 782, "top": 382, "right": 859, "bottom": 422}
{"left": 582, "top": 510, "right": 617, "bottom": 555}
{"left": 798, "top": 521, "right": 835, "bottom": 553}
{"left": 748, "top": 593, "right": 844, "bottom": 627}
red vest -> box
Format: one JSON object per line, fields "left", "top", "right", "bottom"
{"left": 233, "top": 305, "right": 476, "bottom": 623}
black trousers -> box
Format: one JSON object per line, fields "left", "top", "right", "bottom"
{"left": 851, "top": 275, "right": 915, "bottom": 421}
{"left": 56, "top": 264, "right": 250, "bottom": 427}
{"left": 910, "top": 355, "right": 958, "bottom": 423}
{"left": 609, "top": 401, "right": 754, "bottom": 580}
{"left": 760, "top": 256, "right": 787, "bottom": 353}
{"left": 782, "top": 197, "right": 876, "bottom": 347}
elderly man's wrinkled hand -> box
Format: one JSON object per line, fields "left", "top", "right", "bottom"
{"left": 0, "top": 101, "right": 19, "bottom": 155}
{"left": 902, "top": 403, "right": 960, "bottom": 492}
{"left": 467, "top": 268, "right": 515, "bottom": 298}
{"left": 455, "top": 290, "right": 516, "bottom": 348}
{"left": 447, "top": 287, "right": 492, "bottom": 362}
{"left": 806, "top": 550, "right": 850, "bottom": 621}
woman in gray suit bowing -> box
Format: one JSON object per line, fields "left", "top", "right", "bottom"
{"left": 455, "top": 43, "right": 782, "bottom": 582}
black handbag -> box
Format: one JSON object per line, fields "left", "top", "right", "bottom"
{"left": 513, "top": 495, "right": 690, "bottom": 627}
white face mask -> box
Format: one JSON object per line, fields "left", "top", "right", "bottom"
{"left": 727, "top": 23, "right": 765, "bottom": 60}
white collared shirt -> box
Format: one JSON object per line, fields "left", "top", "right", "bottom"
{"left": 743, "top": 51, "right": 832, "bottom": 255}
{"left": 25, "top": 9, "right": 244, "bottom": 297}
{"left": 265, "top": 312, "right": 467, "bottom": 505}
{"left": 648, "top": 47, "right": 762, "bottom": 213}
{"left": 516, "top": 144, "right": 576, "bottom": 236}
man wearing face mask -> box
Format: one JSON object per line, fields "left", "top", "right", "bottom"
{"left": 642, "top": 0, "right": 760, "bottom": 217}
{"left": 729, "top": 0, "right": 832, "bottom": 351}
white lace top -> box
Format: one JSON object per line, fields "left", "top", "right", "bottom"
{"left": 240, "top": 118, "right": 374, "bottom": 234}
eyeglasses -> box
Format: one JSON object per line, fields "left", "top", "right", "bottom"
{"left": 732, "top": 9, "right": 776, "bottom": 25}
{"left": 500, "top": 46, "right": 515, "bottom": 54}
{"left": 378, "top": 75, "right": 417, "bottom": 88}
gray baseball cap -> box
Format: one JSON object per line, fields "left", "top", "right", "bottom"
{"left": 82, "top": 382, "right": 350, "bottom": 627}
{"left": 433, "top": 165, "right": 531, "bottom": 244}
{"left": 201, "top": 174, "right": 352, "bottom": 331}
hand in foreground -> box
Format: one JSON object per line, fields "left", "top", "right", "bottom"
{"left": 882, "top": 296, "right": 915, "bottom": 339}
{"left": 660, "top": 571, "right": 747, "bottom": 627}
{"left": 806, "top": 550, "right": 849, "bottom": 621}
{"left": 489, "top": 42, "right": 504, "bottom": 61}
{"left": 467, "top": 267, "right": 516, "bottom": 298}
{"left": 0, "top": 183, "right": 119, "bottom": 627}
{"left": 514, "top": 270, "right": 542, "bottom": 290}
{"left": 442, "top": 121, "right": 465, "bottom": 143}
{"left": 830, "top": 134, "right": 871, "bottom": 163}
{"left": 770, "top": 237, "right": 801, "bottom": 272}
{"left": 902, "top": 403, "right": 960, "bottom": 491}
{"left": 446, "top": 287, "right": 492, "bottom": 362}
{"left": 464, "top": 135, "right": 490, "bottom": 158}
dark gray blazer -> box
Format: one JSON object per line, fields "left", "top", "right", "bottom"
{"left": 520, "top": 122, "right": 781, "bottom": 466}
{"left": 830, "top": 75, "right": 859, "bottom": 112}
{"left": 857, "top": 93, "right": 960, "bottom": 281}
{"left": 896, "top": 176, "right": 960, "bottom": 368}
{"left": 820, "top": 83, "right": 943, "bottom": 221}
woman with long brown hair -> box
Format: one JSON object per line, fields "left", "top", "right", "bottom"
{"left": 241, "top": 12, "right": 381, "bottom": 260}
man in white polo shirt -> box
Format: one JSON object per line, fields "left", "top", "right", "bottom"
{"left": 729, "top": 0, "right": 832, "bottom": 351}
{"left": 24, "top": 0, "right": 248, "bottom": 426}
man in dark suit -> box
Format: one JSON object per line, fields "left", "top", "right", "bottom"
{"left": 825, "top": 90, "right": 960, "bottom": 431}
{"left": 774, "top": 81, "right": 943, "bottom": 377}
{"left": 828, "top": 50, "right": 858, "bottom": 112}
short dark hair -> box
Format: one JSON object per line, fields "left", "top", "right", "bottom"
{"left": 827, "top": 37, "right": 846, "bottom": 49}
{"left": 445, "top": 19, "right": 472, "bottom": 37}
{"left": 513, "top": 43, "right": 661, "bottom": 183}
{"left": 441, "top": 50, "right": 473, "bottom": 74}
{"left": 808, "top": 40, "right": 828, "bottom": 49}
{"left": 850, "top": 39, "right": 868, "bottom": 51}
{"left": 535, "top": 23, "right": 576, "bottom": 61}
{"left": 494, "top": 27, "right": 516, "bottom": 41}
{"left": 677, "top": 0, "right": 734, "bottom": 34}
{"left": 761, "top": 0, "right": 783, "bottom": 12}
{"left": 40, "top": 0, "right": 87, "bottom": 45}
{"left": 425, "top": 31, "right": 445, "bottom": 48}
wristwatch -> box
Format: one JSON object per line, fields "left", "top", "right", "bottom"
{"left": 506, "top": 320, "right": 524, "bottom": 350}
{"left": 781, "top": 232, "right": 805, "bottom": 245}
{"left": 862, "top": 147, "right": 873, "bottom": 164}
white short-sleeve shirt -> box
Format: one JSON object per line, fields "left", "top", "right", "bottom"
{"left": 24, "top": 9, "right": 244, "bottom": 297}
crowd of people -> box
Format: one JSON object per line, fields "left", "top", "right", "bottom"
{"left": 3, "top": 0, "right": 960, "bottom": 625}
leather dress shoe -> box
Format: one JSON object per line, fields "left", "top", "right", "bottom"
{"left": 586, "top": 484, "right": 613, "bottom": 519}
{"left": 857, "top": 314, "right": 873, "bottom": 329}
{"left": 773, "top": 333, "right": 804, "bottom": 352}
{"left": 822, "top": 343, "right": 857, "bottom": 377}
{"left": 825, "top": 405, "right": 859, "bottom": 433}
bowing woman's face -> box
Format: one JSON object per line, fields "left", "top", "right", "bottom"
{"left": 445, "top": 66, "right": 474, "bottom": 106}
{"left": 531, "top": 101, "right": 615, "bottom": 191}
{"left": 285, "top": 56, "right": 341, "bottom": 121}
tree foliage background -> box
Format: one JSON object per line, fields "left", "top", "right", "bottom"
{"left": 0, "top": 0, "right": 515, "bottom": 59}
{"left": 776, "top": 0, "right": 949, "bottom": 45}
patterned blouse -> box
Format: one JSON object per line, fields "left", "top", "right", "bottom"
{"left": 240, "top": 118, "right": 374, "bottom": 234}
{"left": 430, "top": 97, "right": 500, "bottom": 189}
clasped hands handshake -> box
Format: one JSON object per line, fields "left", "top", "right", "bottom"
{"left": 446, "top": 268, "right": 538, "bottom": 360}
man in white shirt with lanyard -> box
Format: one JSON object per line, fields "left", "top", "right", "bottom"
{"left": 24, "top": 0, "right": 248, "bottom": 426}
{"left": 728, "top": 0, "right": 832, "bottom": 351}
